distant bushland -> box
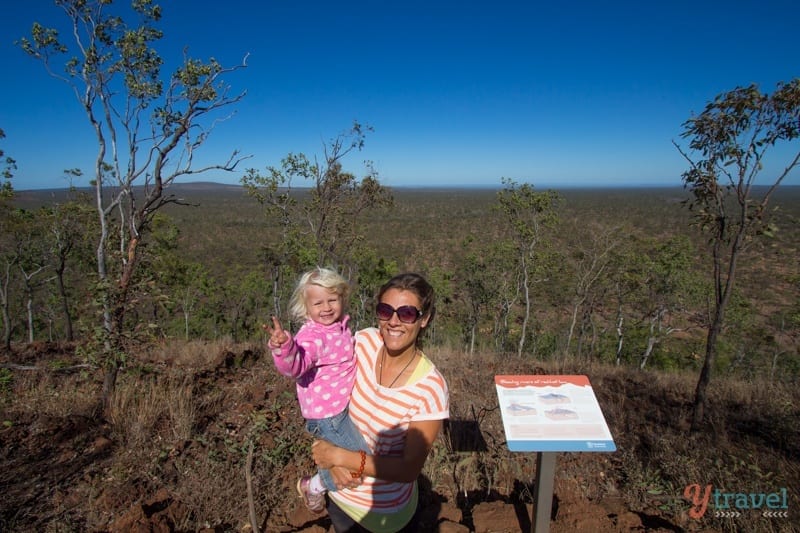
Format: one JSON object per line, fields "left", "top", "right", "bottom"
{"left": 8, "top": 182, "right": 798, "bottom": 381}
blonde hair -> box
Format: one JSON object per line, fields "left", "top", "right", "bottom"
{"left": 288, "top": 267, "right": 350, "bottom": 323}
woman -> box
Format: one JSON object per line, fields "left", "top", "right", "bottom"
{"left": 311, "top": 272, "right": 449, "bottom": 532}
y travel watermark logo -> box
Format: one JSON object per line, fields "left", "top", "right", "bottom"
{"left": 683, "top": 484, "right": 790, "bottom": 519}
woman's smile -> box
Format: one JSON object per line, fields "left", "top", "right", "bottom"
{"left": 378, "top": 288, "right": 428, "bottom": 358}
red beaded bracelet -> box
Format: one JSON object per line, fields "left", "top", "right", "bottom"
{"left": 351, "top": 450, "right": 366, "bottom": 478}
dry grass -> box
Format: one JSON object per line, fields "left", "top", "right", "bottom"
{"left": 1, "top": 341, "right": 799, "bottom": 532}
{"left": 7, "top": 366, "right": 97, "bottom": 418}
{"left": 431, "top": 347, "right": 800, "bottom": 532}
{"left": 139, "top": 337, "right": 249, "bottom": 367}
{"left": 109, "top": 375, "right": 196, "bottom": 446}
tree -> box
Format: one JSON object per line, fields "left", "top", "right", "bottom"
{"left": 0, "top": 129, "right": 17, "bottom": 349}
{"left": 495, "top": 178, "right": 562, "bottom": 357}
{"left": 350, "top": 248, "right": 397, "bottom": 331}
{"left": 149, "top": 223, "right": 213, "bottom": 340}
{"left": 0, "top": 210, "right": 25, "bottom": 350}
{"left": 454, "top": 235, "right": 515, "bottom": 356}
{"left": 41, "top": 186, "right": 97, "bottom": 342}
{"left": 0, "top": 128, "right": 15, "bottom": 200}
{"left": 484, "top": 239, "right": 519, "bottom": 353}
{"left": 631, "top": 236, "right": 698, "bottom": 369}
{"left": 242, "top": 123, "right": 393, "bottom": 315}
{"left": 608, "top": 243, "right": 640, "bottom": 366}
{"left": 14, "top": 210, "right": 52, "bottom": 343}
{"left": 211, "top": 269, "right": 269, "bottom": 342}
{"left": 19, "top": 0, "right": 248, "bottom": 412}
{"left": 563, "top": 220, "right": 619, "bottom": 357}
{"left": 455, "top": 237, "right": 494, "bottom": 355}
{"left": 674, "top": 79, "right": 800, "bottom": 429}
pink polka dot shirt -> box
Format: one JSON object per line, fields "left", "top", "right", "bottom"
{"left": 270, "top": 315, "right": 356, "bottom": 420}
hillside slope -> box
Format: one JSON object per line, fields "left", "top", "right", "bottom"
{"left": 1, "top": 340, "right": 798, "bottom": 532}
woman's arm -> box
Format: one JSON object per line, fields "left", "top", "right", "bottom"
{"left": 312, "top": 419, "right": 443, "bottom": 484}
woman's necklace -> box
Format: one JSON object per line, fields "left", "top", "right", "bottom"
{"left": 379, "top": 347, "right": 417, "bottom": 389}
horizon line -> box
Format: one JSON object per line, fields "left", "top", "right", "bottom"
{"left": 14, "top": 181, "right": 800, "bottom": 194}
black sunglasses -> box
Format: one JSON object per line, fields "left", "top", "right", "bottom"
{"left": 376, "top": 302, "right": 423, "bottom": 324}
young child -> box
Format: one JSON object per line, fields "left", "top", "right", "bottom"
{"left": 264, "top": 267, "right": 367, "bottom": 513}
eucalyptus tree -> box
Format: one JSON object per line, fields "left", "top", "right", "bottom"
{"left": 42, "top": 190, "right": 97, "bottom": 342}
{"left": 563, "top": 220, "right": 619, "bottom": 357}
{"left": 350, "top": 247, "right": 397, "bottom": 332}
{"left": 455, "top": 235, "right": 514, "bottom": 355}
{"left": 495, "top": 178, "right": 562, "bottom": 358}
{"left": 174, "top": 262, "right": 212, "bottom": 340}
{"left": 242, "top": 123, "right": 393, "bottom": 316}
{"left": 0, "top": 132, "right": 18, "bottom": 349}
{"left": 0, "top": 128, "right": 14, "bottom": 200}
{"left": 210, "top": 268, "right": 270, "bottom": 342}
{"left": 148, "top": 220, "right": 212, "bottom": 340}
{"left": 674, "top": 79, "right": 800, "bottom": 429}
{"left": 0, "top": 210, "right": 23, "bottom": 351}
{"left": 0, "top": 241, "right": 18, "bottom": 350}
{"left": 456, "top": 237, "right": 493, "bottom": 355}
{"left": 14, "top": 210, "right": 52, "bottom": 343}
{"left": 632, "top": 236, "right": 698, "bottom": 369}
{"left": 608, "top": 244, "right": 640, "bottom": 366}
{"left": 488, "top": 240, "right": 520, "bottom": 353}
{"left": 19, "top": 0, "right": 248, "bottom": 410}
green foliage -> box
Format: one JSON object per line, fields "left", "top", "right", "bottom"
{"left": 5, "top": 184, "right": 799, "bottom": 383}
{"left": 454, "top": 237, "right": 496, "bottom": 352}
{"left": 351, "top": 249, "right": 398, "bottom": 331}
{"left": 0, "top": 128, "right": 15, "bottom": 200}
{"left": 495, "top": 178, "right": 562, "bottom": 244}
{"left": 242, "top": 123, "right": 393, "bottom": 269}
{"left": 17, "top": 0, "right": 249, "bottom": 408}
{"left": 241, "top": 122, "right": 394, "bottom": 326}
{"left": 75, "top": 278, "right": 127, "bottom": 370}
{"left": 678, "top": 80, "right": 800, "bottom": 258}
{"left": 246, "top": 392, "right": 308, "bottom": 469}
{"left": 530, "top": 330, "right": 559, "bottom": 360}
{"left": 675, "top": 80, "right": 800, "bottom": 424}
{"left": 494, "top": 178, "right": 563, "bottom": 357}
{"left": 47, "top": 359, "right": 72, "bottom": 371}
{"left": 262, "top": 434, "right": 307, "bottom": 468}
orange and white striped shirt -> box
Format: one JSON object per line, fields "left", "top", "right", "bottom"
{"left": 328, "top": 327, "right": 449, "bottom": 529}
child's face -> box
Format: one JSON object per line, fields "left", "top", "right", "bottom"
{"left": 305, "top": 284, "right": 343, "bottom": 326}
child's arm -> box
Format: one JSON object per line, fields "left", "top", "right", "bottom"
{"left": 263, "top": 316, "right": 317, "bottom": 379}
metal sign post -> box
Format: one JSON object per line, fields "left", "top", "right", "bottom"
{"left": 531, "top": 451, "right": 557, "bottom": 533}
{"left": 494, "top": 375, "right": 617, "bottom": 533}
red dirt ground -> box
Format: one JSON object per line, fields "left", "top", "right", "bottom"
{"left": 0, "top": 341, "right": 754, "bottom": 532}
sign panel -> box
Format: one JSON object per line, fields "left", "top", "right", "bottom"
{"left": 495, "top": 375, "right": 616, "bottom": 452}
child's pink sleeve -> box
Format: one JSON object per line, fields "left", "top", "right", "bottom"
{"left": 271, "top": 331, "right": 319, "bottom": 379}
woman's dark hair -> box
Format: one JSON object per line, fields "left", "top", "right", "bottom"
{"left": 377, "top": 272, "right": 436, "bottom": 324}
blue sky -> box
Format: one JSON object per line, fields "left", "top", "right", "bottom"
{"left": 1, "top": 0, "right": 798, "bottom": 190}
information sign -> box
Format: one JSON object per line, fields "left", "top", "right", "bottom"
{"left": 494, "top": 375, "right": 617, "bottom": 532}
{"left": 495, "top": 374, "right": 616, "bottom": 452}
